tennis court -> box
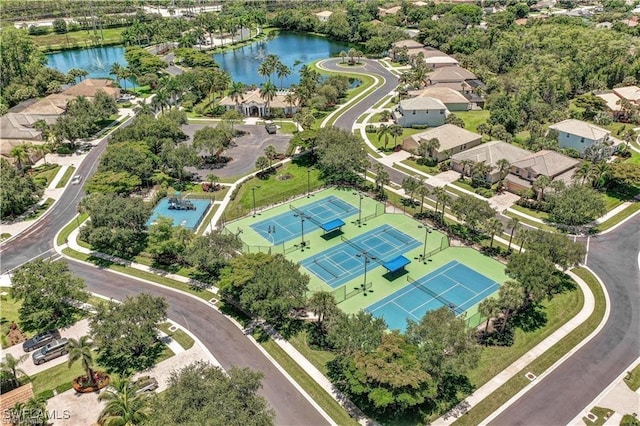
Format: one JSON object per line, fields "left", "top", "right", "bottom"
{"left": 250, "top": 195, "right": 358, "bottom": 245}
{"left": 300, "top": 225, "right": 422, "bottom": 288}
{"left": 366, "top": 260, "right": 501, "bottom": 331}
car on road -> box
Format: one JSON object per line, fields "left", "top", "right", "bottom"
{"left": 32, "top": 338, "right": 69, "bottom": 365}
{"left": 71, "top": 175, "right": 82, "bottom": 185}
{"left": 265, "top": 121, "right": 277, "bottom": 134}
{"left": 22, "top": 329, "right": 61, "bottom": 352}
{"left": 134, "top": 376, "right": 158, "bottom": 393}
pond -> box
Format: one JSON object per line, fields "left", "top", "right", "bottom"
{"left": 46, "top": 46, "right": 137, "bottom": 88}
{"left": 213, "top": 32, "right": 351, "bottom": 87}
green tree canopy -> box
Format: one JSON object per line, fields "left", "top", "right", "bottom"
{"left": 547, "top": 184, "right": 606, "bottom": 227}
{"left": 0, "top": 159, "right": 43, "bottom": 219}
{"left": 315, "top": 127, "right": 367, "bottom": 185}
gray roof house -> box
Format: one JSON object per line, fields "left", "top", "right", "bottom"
{"left": 393, "top": 97, "right": 449, "bottom": 128}
{"left": 548, "top": 119, "right": 611, "bottom": 155}
{"left": 402, "top": 124, "right": 482, "bottom": 162}
{"left": 505, "top": 150, "right": 580, "bottom": 193}
{"left": 451, "top": 141, "right": 532, "bottom": 183}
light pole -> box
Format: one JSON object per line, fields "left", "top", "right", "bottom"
{"left": 307, "top": 168, "right": 311, "bottom": 198}
{"left": 352, "top": 191, "right": 364, "bottom": 227}
{"left": 293, "top": 212, "right": 309, "bottom": 251}
{"left": 417, "top": 225, "right": 432, "bottom": 264}
{"left": 356, "top": 251, "right": 376, "bottom": 296}
{"left": 251, "top": 186, "right": 260, "bottom": 217}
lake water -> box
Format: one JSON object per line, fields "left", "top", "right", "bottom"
{"left": 46, "top": 46, "right": 136, "bottom": 88}
{"left": 213, "top": 32, "right": 351, "bottom": 87}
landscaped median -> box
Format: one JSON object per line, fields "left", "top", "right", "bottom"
{"left": 452, "top": 267, "right": 606, "bottom": 425}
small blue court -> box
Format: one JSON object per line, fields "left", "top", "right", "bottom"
{"left": 366, "top": 261, "right": 501, "bottom": 332}
{"left": 250, "top": 196, "right": 358, "bottom": 245}
{"left": 300, "top": 225, "right": 422, "bottom": 288}
{"left": 147, "top": 198, "right": 211, "bottom": 230}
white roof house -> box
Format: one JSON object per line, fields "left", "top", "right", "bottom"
{"left": 613, "top": 86, "right": 640, "bottom": 104}
{"left": 315, "top": 11, "right": 333, "bottom": 21}
{"left": 548, "top": 119, "right": 609, "bottom": 141}
{"left": 399, "top": 97, "right": 448, "bottom": 111}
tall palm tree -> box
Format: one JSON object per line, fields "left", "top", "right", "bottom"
{"left": 98, "top": 375, "right": 152, "bottom": 426}
{"left": 110, "top": 63, "right": 122, "bottom": 87}
{"left": 495, "top": 158, "right": 511, "bottom": 183}
{"left": 206, "top": 173, "right": 219, "bottom": 190}
{"left": 264, "top": 145, "right": 278, "bottom": 167}
{"left": 347, "top": 48, "right": 357, "bottom": 64}
{"left": 259, "top": 81, "right": 277, "bottom": 116}
{"left": 389, "top": 124, "right": 403, "bottom": 147}
{"left": 377, "top": 124, "right": 392, "bottom": 151}
{"left": 507, "top": 217, "right": 520, "bottom": 252}
{"left": 373, "top": 163, "right": 390, "bottom": 196}
{"left": 228, "top": 81, "right": 245, "bottom": 110}
{"left": 284, "top": 92, "right": 296, "bottom": 116}
{"left": 591, "top": 162, "right": 610, "bottom": 189}
{"left": 276, "top": 63, "right": 291, "bottom": 90}
{"left": 484, "top": 217, "right": 503, "bottom": 249}
{"left": 423, "top": 137, "right": 441, "bottom": 161}
{"left": 478, "top": 297, "right": 499, "bottom": 334}
{"left": 67, "top": 336, "right": 96, "bottom": 386}
{"left": 471, "top": 161, "right": 492, "bottom": 185}
{"left": 402, "top": 176, "right": 421, "bottom": 205}
{"left": 532, "top": 175, "right": 552, "bottom": 201}
{"left": 307, "top": 291, "right": 338, "bottom": 330}
{"left": 516, "top": 228, "right": 530, "bottom": 254}
{"left": 459, "top": 159, "right": 473, "bottom": 179}
{"left": 573, "top": 161, "right": 593, "bottom": 186}
{"left": 437, "top": 189, "right": 451, "bottom": 222}
{"left": 10, "top": 144, "right": 31, "bottom": 170}
{"left": 416, "top": 184, "right": 430, "bottom": 214}
{"left": 497, "top": 280, "right": 525, "bottom": 332}
{"left": 1, "top": 353, "right": 29, "bottom": 389}
{"left": 339, "top": 50, "right": 347, "bottom": 64}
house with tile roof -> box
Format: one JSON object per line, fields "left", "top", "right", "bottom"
{"left": 548, "top": 119, "right": 611, "bottom": 154}
{"left": 219, "top": 89, "right": 299, "bottom": 117}
{"left": 451, "top": 141, "right": 532, "bottom": 183}
{"left": 315, "top": 10, "right": 333, "bottom": 22}
{"left": 402, "top": 124, "right": 482, "bottom": 161}
{"left": 393, "top": 97, "right": 449, "bottom": 127}
{"left": 505, "top": 150, "right": 580, "bottom": 193}
{"left": 409, "top": 86, "right": 470, "bottom": 111}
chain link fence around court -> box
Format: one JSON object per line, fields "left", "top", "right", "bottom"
{"left": 332, "top": 282, "right": 373, "bottom": 304}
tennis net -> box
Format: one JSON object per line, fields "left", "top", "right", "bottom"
{"left": 327, "top": 197, "right": 352, "bottom": 212}
{"left": 406, "top": 276, "right": 464, "bottom": 315}
{"left": 340, "top": 236, "right": 385, "bottom": 266}
{"left": 381, "top": 226, "right": 415, "bottom": 246}
{"left": 289, "top": 205, "right": 322, "bottom": 226}
{"left": 313, "top": 258, "right": 339, "bottom": 279}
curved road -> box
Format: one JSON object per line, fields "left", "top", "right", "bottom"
{"left": 491, "top": 215, "right": 640, "bottom": 425}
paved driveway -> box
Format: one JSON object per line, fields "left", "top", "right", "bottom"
{"left": 182, "top": 124, "right": 292, "bottom": 179}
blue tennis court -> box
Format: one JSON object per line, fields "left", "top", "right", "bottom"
{"left": 366, "top": 261, "right": 501, "bottom": 332}
{"left": 250, "top": 196, "right": 358, "bottom": 245}
{"left": 300, "top": 225, "right": 421, "bottom": 288}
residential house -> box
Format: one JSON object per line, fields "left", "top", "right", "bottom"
{"left": 379, "top": 5, "right": 402, "bottom": 16}
{"left": 409, "top": 86, "right": 470, "bottom": 111}
{"left": 402, "top": 124, "right": 482, "bottom": 162}
{"left": 218, "top": 89, "right": 300, "bottom": 118}
{"left": 596, "top": 86, "right": 640, "bottom": 121}
{"left": 393, "top": 97, "right": 449, "bottom": 128}
{"left": 596, "top": 92, "right": 625, "bottom": 120}
{"left": 613, "top": 85, "right": 640, "bottom": 105}
{"left": 425, "top": 55, "right": 459, "bottom": 68}
{"left": 548, "top": 119, "right": 611, "bottom": 154}
{"left": 0, "top": 383, "right": 34, "bottom": 420}
{"left": 505, "top": 150, "right": 580, "bottom": 194}
{"left": 315, "top": 10, "right": 333, "bottom": 22}
{"left": 427, "top": 66, "right": 477, "bottom": 84}
{"left": 450, "top": 141, "right": 532, "bottom": 183}
{"left": 60, "top": 78, "right": 120, "bottom": 99}
{"left": 391, "top": 39, "right": 425, "bottom": 61}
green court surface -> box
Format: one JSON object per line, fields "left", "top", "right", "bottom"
{"left": 225, "top": 188, "right": 506, "bottom": 330}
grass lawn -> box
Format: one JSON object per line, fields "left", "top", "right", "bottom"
{"left": 370, "top": 111, "right": 391, "bottom": 123}
{"left": 626, "top": 151, "right": 640, "bottom": 165}
{"left": 288, "top": 329, "right": 335, "bottom": 376}
{"left": 373, "top": 95, "right": 393, "bottom": 109}
{"left": 624, "top": 363, "right": 640, "bottom": 391}
{"left": 32, "top": 165, "right": 61, "bottom": 187}
{"left": 253, "top": 329, "right": 359, "bottom": 426}
{"left": 367, "top": 127, "right": 422, "bottom": 151}
{"left": 504, "top": 210, "right": 557, "bottom": 232}
{"left": 196, "top": 204, "right": 219, "bottom": 236}
{"left": 56, "top": 213, "right": 88, "bottom": 246}
{"left": 24, "top": 198, "right": 55, "bottom": 221}
{"left": 31, "top": 27, "right": 126, "bottom": 49}
{"left": 454, "top": 267, "right": 605, "bottom": 425}
{"left": 159, "top": 322, "right": 195, "bottom": 350}
{"left": 223, "top": 158, "right": 324, "bottom": 221}
{"left": 583, "top": 407, "right": 614, "bottom": 426}
{"left": 56, "top": 166, "right": 75, "bottom": 188}
{"left": 451, "top": 111, "right": 490, "bottom": 133}
{"left": 594, "top": 202, "right": 640, "bottom": 233}
{"left": 30, "top": 359, "right": 85, "bottom": 398}
{"left": 0, "top": 294, "right": 25, "bottom": 349}
{"left": 510, "top": 204, "right": 550, "bottom": 220}
{"left": 401, "top": 158, "right": 440, "bottom": 175}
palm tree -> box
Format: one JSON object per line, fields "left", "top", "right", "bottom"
{"left": 373, "top": 163, "right": 390, "bottom": 197}
{"left": 495, "top": 158, "right": 511, "bottom": 183}
{"left": 437, "top": 189, "right": 451, "bottom": 222}
{"left": 276, "top": 63, "right": 291, "bottom": 90}
{"left": 228, "top": 81, "right": 245, "bottom": 110}
{"left": 591, "top": 162, "right": 610, "bottom": 189}
{"left": 460, "top": 159, "right": 473, "bottom": 179}
{"left": 355, "top": 50, "right": 363, "bottom": 64}
{"left": 206, "top": 173, "right": 219, "bottom": 191}
{"left": 264, "top": 145, "right": 278, "bottom": 167}
{"left": 423, "top": 137, "right": 441, "bottom": 161}
{"left": 98, "top": 375, "right": 152, "bottom": 426}
{"left": 67, "top": 336, "right": 96, "bottom": 387}
{"left": 516, "top": 228, "right": 530, "bottom": 254}
{"left": 478, "top": 297, "right": 499, "bottom": 335}
{"left": 12, "top": 396, "right": 48, "bottom": 425}
{"left": 259, "top": 81, "right": 277, "bottom": 116}
{"left": 507, "top": 217, "right": 520, "bottom": 252}
{"left": 10, "top": 144, "right": 31, "bottom": 170}
{"left": 389, "top": 124, "right": 404, "bottom": 147}
{"left": 1, "top": 353, "right": 29, "bottom": 389}
{"left": 255, "top": 156, "right": 269, "bottom": 173}
{"left": 339, "top": 50, "right": 347, "bottom": 64}
{"left": 284, "top": 92, "right": 296, "bottom": 116}
{"left": 573, "top": 161, "right": 593, "bottom": 186}
{"left": 110, "top": 63, "right": 122, "bottom": 87}
{"left": 532, "top": 175, "right": 552, "bottom": 201}
{"left": 497, "top": 280, "right": 525, "bottom": 332}
{"left": 379, "top": 110, "right": 392, "bottom": 122}
{"left": 484, "top": 217, "right": 503, "bottom": 249}
{"left": 471, "top": 161, "right": 492, "bottom": 185}
{"left": 307, "top": 291, "right": 338, "bottom": 329}
{"left": 152, "top": 87, "right": 170, "bottom": 113}
{"left": 347, "top": 48, "right": 357, "bottom": 64}
{"left": 402, "top": 176, "right": 420, "bottom": 205}
{"left": 416, "top": 184, "right": 430, "bottom": 214}
{"left": 377, "top": 124, "right": 391, "bottom": 151}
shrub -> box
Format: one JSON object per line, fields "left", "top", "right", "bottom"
{"left": 411, "top": 124, "right": 429, "bottom": 129}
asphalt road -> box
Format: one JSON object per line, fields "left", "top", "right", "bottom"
{"left": 67, "top": 260, "right": 330, "bottom": 426}
{"left": 490, "top": 214, "right": 640, "bottom": 425}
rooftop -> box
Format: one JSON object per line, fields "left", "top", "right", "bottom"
{"left": 61, "top": 78, "right": 120, "bottom": 99}
{"left": 219, "top": 89, "right": 291, "bottom": 109}
{"left": 548, "top": 119, "right": 610, "bottom": 141}
{"left": 410, "top": 86, "right": 470, "bottom": 104}
{"left": 596, "top": 92, "right": 623, "bottom": 112}
{"left": 511, "top": 150, "right": 580, "bottom": 178}
{"left": 451, "top": 141, "right": 532, "bottom": 167}
{"left": 0, "top": 383, "right": 33, "bottom": 414}
{"left": 315, "top": 10, "right": 333, "bottom": 17}
{"left": 392, "top": 39, "right": 425, "bottom": 49}
{"left": 405, "top": 124, "right": 481, "bottom": 151}
{"left": 428, "top": 67, "right": 477, "bottom": 82}
{"left": 399, "top": 97, "right": 448, "bottom": 111}
{"left": 613, "top": 85, "right": 640, "bottom": 103}
{"left": 425, "top": 56, "right": 459, "bottom": 65}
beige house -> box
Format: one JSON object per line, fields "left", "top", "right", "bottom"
{"left": 402, "top": 124, "right": 482, "bottom": 161}
{"left": 451, "top": 141, "right": 532, "bottom": 183}
{"left": 379, "top": 5, "right": 402, "bottom": 16}
{"left": 315, "top": 10, "right": 333, "bottom": 22}
{"left": 427, "top": 67, "right": 477, "bottom": 84}
{"left": 505, "top": 150, "right": 580, "bottom": 193}
{"left": 60, "top": 78, "right": 120, "bottom": 99}
{"left": 409, "top": 86, "right": 470, "bottom": 111}
{"left": 218, "top": 89, "right": 299, "bottom": 118}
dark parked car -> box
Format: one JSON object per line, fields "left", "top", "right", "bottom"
{"left": 22, "top": 329, "right": 61, "bottom": 352}
{"left": 32, "top": 338, "right": 69, "bottom": 365}
{"left": 265, "top": 121, "right": 277, "bottom": 134}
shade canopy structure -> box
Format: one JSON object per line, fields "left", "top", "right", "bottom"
{"left": 382, "top": 255, "right": 411, "bottom": 273}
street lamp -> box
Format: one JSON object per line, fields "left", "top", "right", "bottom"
{"left": 307, "top": 168, "right": 312, "bottom": 198}
{"left": 352, "top": 191, "right": 364, "bottom": 227}
{"left": 293, "top": 212, "right": 309, "bottom": 251}
{"left": 251, "top": 186, "right": 260, "bottom": 217}
{"left": 356, "top": 251, "right": 376, "bottom": 296}
{"left": 416, "top": 225, "right": 432, "bottom": 264}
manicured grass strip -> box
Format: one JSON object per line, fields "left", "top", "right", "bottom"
{"left": 197, "top": 204, "right": 219, "bottom": 236}
{"left": 401, "top": 158, "right": 440, "bottom": 175}
{"left": 624, "top": 363, "right": 640, "bottom": 391}
{"left": 391, "top": 161, "right": 419, "bottom": 177}
{"left": 30, "top": 360, "right": 85, "bottom": 398}
{"left": 453, "top": 267, "right": 605, "bottom": 425}
{"left": 504, "top": 210, "right": 558, "bottom": 232}
{"left": 62, "top": 248, "right": 216, "bottom": 301}
{"left": 288, "top": 330, "right": 335, "bottom": 376}
{"left": 31, "top": 27, "right": 126, "bottom": 49}
{"left": 510, "top": 204, "right": 550, "bottom": 220}
{"left": 583, "top": 407, "right": 614, "bottom": 426}
{"left": 256, "top": 333, "right": 359, "bottom": 426}
{"left": 25, "top": 198, "right": 54, "bottom": 221}
{"left": 445, "top": 184, "right": 468, "bottom": 199}
{"left": 594, "top": 202, "right": 640, "bottom": 233}
{"left": 159, "top": 322, "right": 195, "bottom": 350}
{"left": 33, "top": 165, "right": 61, "bottom": 186}
{"left": 56, "top": 212, "right": 89, "bottom": 246}
{"left": 372, "top": 95, "right": 393, "bottom": 109}
{"left": 55, "top": 166, "right": 76, "bottom": 188}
